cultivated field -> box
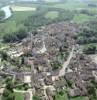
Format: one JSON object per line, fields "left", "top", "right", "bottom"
{"left": 1, "top": 0, "right": 97, "bottom": 37}
{"left": 11, "top": 5, "right": 36, "bottom": 11}
{"left": 45, "top": 11, "right": 59, "bottom": 19}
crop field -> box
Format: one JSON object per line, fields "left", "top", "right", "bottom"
{"left": 45, "top": 11, "right": 59, "bottom": 19}
{"left": 47, "top": 0, "right": 86, "bottom": 10}
{"left": 11, "top": 5, "right": 36, "bottom": 11}
{"left": 0, "top": 11, "right": 33, "bottom": 37}
{"left": 0, "top": 0, "right": 97, "bottom": 37}
{"left": 73, "top": 14, "right": 92, "bottom": 23}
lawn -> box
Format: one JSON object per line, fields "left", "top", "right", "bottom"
{"left": 45, "top": 11, "right": 59, "bottom": 19}
{"left": 14, "top": 92, "right": 24, "bottom": 100}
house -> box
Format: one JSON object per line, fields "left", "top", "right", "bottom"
{"left": 68, "top": 88, "right": 81, "bottom": 97}
{"left": 54, "top": 78, "right": 66, "bottom": 89}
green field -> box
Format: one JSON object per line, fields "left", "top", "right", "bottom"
{"left": 45, "top": 11, "right": 59, "bottom": 19}
{"left": 0, "top": 0, "right": 97, "bottom": 38}
{"left": 0, "top": 11, "right": 33, "bottom": 37}
{"left": 73, "top": 14, "right": 92, "bottom": 23}
{"left": 48, "top": 0, "right": 87, "bottom": 10}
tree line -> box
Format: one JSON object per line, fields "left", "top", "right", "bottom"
{"left": 2, "top": 7, "right": 75, "bottom": 43}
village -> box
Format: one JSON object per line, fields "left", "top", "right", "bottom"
{"left": 0, "top": 21, "right": 97, "bottom": 100}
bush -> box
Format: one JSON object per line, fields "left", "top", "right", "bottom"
{"left": 0, "top": 51, "right": 8, "bottom": 61}
{"left": 83, "top": 44, "right": 96, "bottom": 54}
{"left": 16, "top": 27, "right": 27, "bottom": 40}
{"left": 33, "top": 95, "right": 41, "bottom": 100}
{"left": 51, "top": 61, "right": 62, "bottom": 70}
{"left": 3, "top": 27, "right": 27, "bottom": 43}
{"left": 3, "top": 33, "right": 18, "bottom": 43}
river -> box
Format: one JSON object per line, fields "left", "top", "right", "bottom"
{"left": 1, "top": 6, "right": 12, "bottom": 20}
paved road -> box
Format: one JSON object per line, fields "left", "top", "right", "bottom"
{"left": 59, "top": 46, "right": 75, "bottom": 77}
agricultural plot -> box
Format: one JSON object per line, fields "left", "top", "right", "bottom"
{"left": 50, "top": 0, "right": 87, "bottom": 10}
{"left": 73, "top": 14, "right": 92, "bottom": 23}
{"left": 0, "top": 9, "right": 34, "bottom": 37}
{"left": 11, "top": 5, "right": 36, "bottom": 11}
{"left": 0, "top": 0, "right": 97, "bottom": 38}
{"left": 45, "top": 11, "right": 59, "bottom": 19}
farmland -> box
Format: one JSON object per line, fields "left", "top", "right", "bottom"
{"left": 73, "top": 14, "right": 92, "bottom": 23}
{"left": 0, "top": 0, "right": 97, "bottom": 39}
{"left": 11, "top": 5, "right": 36, "bottom": 11}
{"left": 0, "top": 5, "right": 36, "bottom": 38}
{"left": 45, "top": 11, "right": 59, "bottom": 19}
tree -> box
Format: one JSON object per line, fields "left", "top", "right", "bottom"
{"left": 83, "top": 44, "right": 96, "bottom": 54}
{"left": 51, "top": 61, "right": 62, "bottom": 70}
{"left": 16, "top": 27, "right": 27, "bottom": 40}
{"left": 87, "top": 84, "right": 97, "bottom": 100}
{"left": 21, "top": 57, "right": 24, "bottom": 65}
{"left": 0, "top": 10, "right": 5, "bottom": 21}
{"left": 3, "top": 33, "right": 18, "bottom": 43}
{"left": 3, "top": 27, "right": 28, "bottom": 43}
{"left": 2, "top": 89, "right": 15, "bottom": 100}
{"left": 0, "top": 51, "right": 8, "bottom": 61}
{"left": 33, "top": 95, "right": 41, "bottom": 100}
{"left": 2, "top": 77, "right": 15, "bottom": 100}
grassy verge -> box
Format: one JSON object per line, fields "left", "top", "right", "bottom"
{"left": 70, "top": 96, "right": 89, "bottom": 100}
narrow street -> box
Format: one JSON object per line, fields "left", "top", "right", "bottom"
{"left": 59, "top": 46, "right": 75, "bottom": 77}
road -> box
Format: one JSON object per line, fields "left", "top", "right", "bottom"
{"left": 59, "top": 46, "right": 75, "bottom": 77}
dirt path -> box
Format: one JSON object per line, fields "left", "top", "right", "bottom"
{"left": 59, "top": 46, "right": 75, "bottom": 77}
